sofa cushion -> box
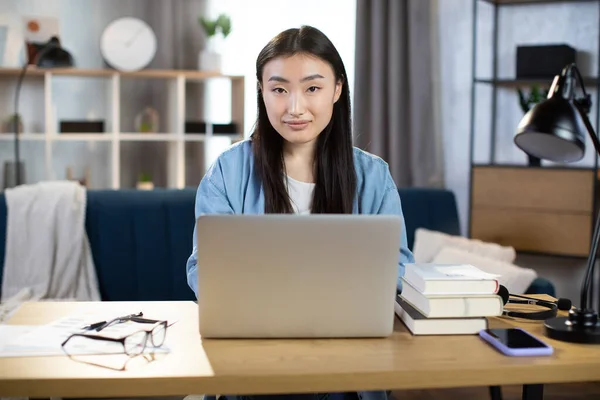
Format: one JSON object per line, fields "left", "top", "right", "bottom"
{"left": 432, "top": 246, "right": 538, "bottom": 295}
{"left": 398, "top": 188, "right": 461, "bottom": 250}
{"left": 413, "top": 227, "right": 516, "bottom": 264}
{"left": 85, "top": 189, "right": 197, "bottom": 301}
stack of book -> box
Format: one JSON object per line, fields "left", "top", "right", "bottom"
{"left": 394, "top": 263, "right": 504, "bottom": 335}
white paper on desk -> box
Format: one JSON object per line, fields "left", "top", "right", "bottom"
{"left": 0, "top": 311, "right": 171, "bottom": 357}
{"left": 0, "top": 325, "right": 51, "bottom": 356}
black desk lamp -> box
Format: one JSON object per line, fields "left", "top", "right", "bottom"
{"left": 12, "top": 36, "right": 74, "bottom": 186}
{"left": 514, "top": 62, "right": 600, "bottom": 343}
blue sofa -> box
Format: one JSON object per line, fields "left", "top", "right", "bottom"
{"left": 0, "top": 187, "right": 554, "bottom": 301}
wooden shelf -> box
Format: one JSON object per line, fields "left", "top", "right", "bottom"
{"left": 0, "top": 133, "right": 243, "bottom": 143}
{"left": 472, "top": 163, "right": 598, "bottom": 171}
{"left": 184, "top": 134, "right": 241, "bottom": 142}
{"left": 0, "top": 67, "right": 244, "bottom": 81}
{"left": 54, "top": 134, "right": 112, "bottom": 141}
{"left": 0, "top": 134, "right": 45, "bottom": 141}
{"left": 0, "top": 67, "right": 246, "bottom": 189}
{"left": 475, "top": 77, "right": 599, "bottom": 87}
{"left": 119, "top": 133, "right": 177, "bottom": 141}
{"left": 481, "top": 0, "right": 597, "bottom": 5}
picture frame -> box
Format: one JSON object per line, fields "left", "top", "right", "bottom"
{"left": 0, "top": 13, "right": 24, "bottom": 67}
{"left": 22, "top": 15, "right": 60, "bottom": 64}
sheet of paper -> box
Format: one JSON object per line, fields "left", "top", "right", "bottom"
{"left": 0, "top": 310, "right": 171, "bottom": 357}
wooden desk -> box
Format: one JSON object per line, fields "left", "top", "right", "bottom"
{"left": 1, "top": 298, "right": 600, "bottom": 399}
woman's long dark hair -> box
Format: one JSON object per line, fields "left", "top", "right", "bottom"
{"left": 251, "top": 25, "right": 356, "bottom": 214}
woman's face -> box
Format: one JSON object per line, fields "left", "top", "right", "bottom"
{"left": 261, "top": 53, "right": 342, "bottom": 148}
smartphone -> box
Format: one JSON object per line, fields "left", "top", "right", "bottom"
{"left": 479, "top": 328, "right": 553, "bottom": 356}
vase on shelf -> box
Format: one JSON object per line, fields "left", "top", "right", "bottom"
{"left": 135, "top": 107, "right": 159, "bottom": 134}
{"left": 198, "top": 37, "right": 222, "bottom": 72}
{"left": 136, "top": 181, "right": 154, "bottom": 190}
{"left": 197, "top": 13, "right": 231, "bottom": 72}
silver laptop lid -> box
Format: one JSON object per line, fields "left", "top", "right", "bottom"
{"left": 196, "top": 214, "right": 402, "bottom": 338}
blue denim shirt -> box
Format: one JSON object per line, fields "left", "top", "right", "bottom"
{"left": 186, "top": 140, "right": 414, "bottom": 400}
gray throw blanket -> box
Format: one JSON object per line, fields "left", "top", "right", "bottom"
{"left": 1, "top": 181, "right": 100, "bottom": 305}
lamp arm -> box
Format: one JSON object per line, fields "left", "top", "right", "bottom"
{"left": 13, "top": 62, "right": 30, "bottom": 186}
{"left": 12, "top": 39, "right": 59, "bottom": 186}
{"left": 571, "top": 63, "right": 591, "bottom": 100}
{"left": 570, "top": 62, "right": 600, "bottom": 310}
{"left": 574, "top": 102, "right": 600, "bottom": 157}
{"left": 572, "top": 100, "right": 600, "bottom": 310}
{"left": 581, "top": 194, "right": 600, "bottom": 310}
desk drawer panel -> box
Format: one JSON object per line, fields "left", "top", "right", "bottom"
{"left": 470, "top": 207, "right": 592, "bottom": 257}
{"left": 472, "top": 167, "right": 595, "bottom": 213}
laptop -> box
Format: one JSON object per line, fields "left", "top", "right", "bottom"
{"left": 195, "top": 214, "right": 402, "bottom": 339}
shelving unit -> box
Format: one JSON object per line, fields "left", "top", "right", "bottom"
{"left": 474, "top": 77, "right": 599, "bottom": 87}
{"left": 468, "top": 0, "right": 600, "bottom": 257}
{"left": 0, "top": 67, "right": 244, "bottom": 189}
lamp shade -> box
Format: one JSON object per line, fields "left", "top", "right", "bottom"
{"left": 514, "top": 94, "right": 586, "bottom": 163}
{"left": 34, "top": 36, "right": 74, "bottom": 68}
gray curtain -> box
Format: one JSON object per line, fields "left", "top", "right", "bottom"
{"left": 353, "top": 0, "right": 443, "bottom": 188}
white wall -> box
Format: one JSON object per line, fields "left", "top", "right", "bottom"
{"left": 201, "top": 0, "right": 356, "bottom": 137}
{"left": 436, "top": 0, "right": 600, "bottom": 306}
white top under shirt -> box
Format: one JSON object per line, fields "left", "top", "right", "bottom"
{"left": 286, "top": 176, "right": 315, "bottom": 215}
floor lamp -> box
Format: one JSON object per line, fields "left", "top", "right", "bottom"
{"left": 514, "top": 62, "right": 600, "bottom": 343}
{"left": 11, "top": 36, "right": 74, "bottom": 187}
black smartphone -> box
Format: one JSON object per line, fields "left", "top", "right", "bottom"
{"left": 479, "top": 328, "right": 553, "bottom": 356}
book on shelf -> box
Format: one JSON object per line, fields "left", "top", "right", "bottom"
{"left": 403, "top": 263, "right": 500, "bottom": 295}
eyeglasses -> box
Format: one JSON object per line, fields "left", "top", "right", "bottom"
{"left": 61, "top": 316, "right": 168, "bottom": 357}
{"left": 81, "top": 311, "right": 143, "bottom": 332}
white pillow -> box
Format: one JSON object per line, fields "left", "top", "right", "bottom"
{"left": 432, "top": 246, "right": 537, "bottom": 295}
{"left": 413, "top": 228, "right": 516, "bottom": 264}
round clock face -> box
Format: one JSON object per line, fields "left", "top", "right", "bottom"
{"left": 100, "top": 17, "right": 157, "bottom": 72}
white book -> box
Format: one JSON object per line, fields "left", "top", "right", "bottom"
{"left": 395, "top": 297, "right": 487, "bottom": 335}
{"left": 400, "top": 278, "right": 503, "bottom": 318}
{"left": 403, "top": 263, "right": 500, "bottom": 295}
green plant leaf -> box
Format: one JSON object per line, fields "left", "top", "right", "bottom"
{"left": 139, "top": 173, "right": 152, "bottom": 182}
{"left": 199, "top": 14, "right": 231, "bottom": 38}
{"left": 199, "top": 16, "right": 217, "bottom": 36}
{"left": 217, "top": 14, "right": 232, "bottom": 37}
{"left": 530, "top": 84, "right": 543, "bottom": 103}
{"left": 517, "top": 88, "right": 529, "bottom": 113}
{"left": 517, "top": 84, "right": 550, "bottom": 113}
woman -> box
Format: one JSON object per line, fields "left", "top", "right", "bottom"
{"left": 186, "top": 25, "right": 414, "bottom": 400}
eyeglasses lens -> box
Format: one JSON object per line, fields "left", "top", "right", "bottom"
{"left": 124, "top": 330, "right": 147, "bottom": 355}
{"left": 151, "top": 323, "right": 166, "bottom": 347}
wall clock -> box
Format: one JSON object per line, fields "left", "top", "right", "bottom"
{"left": 100, "top": 17, "right": 157, "bottom": 72}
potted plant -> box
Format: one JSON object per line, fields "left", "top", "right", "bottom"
{"left": 136, "top": 172, "right": 154, "bottom": 190}
{"left": 517, "top": 85, "right": 548, "bottom": 167}
{"left": 1, "top": 113, "right": 23, "bottom": 134}
{"left": 198, "top": 13, "right": 232, "bottom": 71}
